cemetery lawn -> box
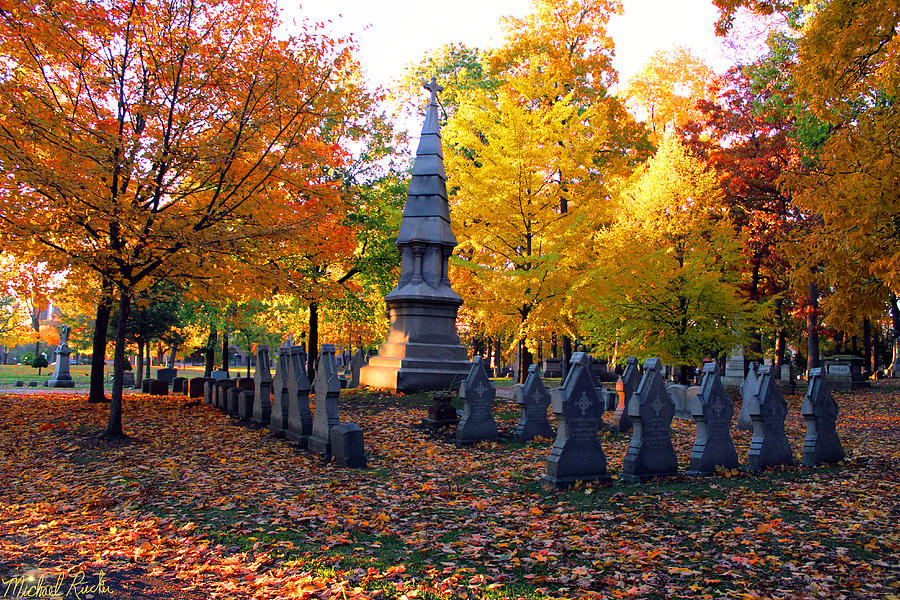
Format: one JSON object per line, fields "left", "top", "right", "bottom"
{"left": 1, "top": 386, "right": 898, "bottom": 599}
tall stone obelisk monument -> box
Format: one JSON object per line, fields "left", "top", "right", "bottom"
{"left": 360, "top": 78, "right": 471, "bottom": 392}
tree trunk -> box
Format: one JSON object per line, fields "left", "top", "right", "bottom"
{"left": 485, "top": 337, "right": 493, "bottom": 370}
{"left": 145, "top": 343, "right": 151, "bottom": 379}
{"left": 807, "top": 281, "right": 821, "bottom": 371}
{"left": 222, "top": 329, "right": 229, "bottom": 377}
{"left": 204, "top": 325, "right": 216, "bottom": 377}
{"left": 307, "top": 301, "right": 319, "bottom": 381}
{"left": 106, "top": 291, "right": 131, "bottom": 439}
{"left": 135, "top": 341, "right": 144, "bottom": 389}
{"left": 863, "top": 317, "right": 873, "bottom": 375}
{"left": 890, "top": 294, "right": 900, "bottom": 375}
{"left": 561, "top": 335, "right": 573, "bottom": 380}
{"left": 88, "top": 292, "right": 112, "bottom": 403}
{"left": 748, "top": 259, "right": 762, "bottom": 357}
{"left": 494, "top": 339, "right": 501, "bottom": 374}
{"left": 517, "top": 339, "right": 533, "bottom": 384}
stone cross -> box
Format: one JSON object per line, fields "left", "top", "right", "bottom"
{"left": 513, "top": 364, "right": 554, "bottom": 442}
{"left": 621, "top": 358, "right": 679, "bottom": 483}
{"left": 285, "top": 346, "right": 313, "bottom": 447}
{"left": 456, "top": 356, "right": 498, "bottom": 444}
{"left": 269, "top": 349, "right": 292, "bottom": 437}
{"left": 251, "top": 345, "right": 273, "bottom": 426}
{"left": 687, "top": 362, "right": 739, "bottom": 475}
{"left": 543, "top": 353, "right": 612, "bottom": 489}
{"left": 308, "top": 344, "right": 341, "bottom": 456}
{"left": 609, "top": 356, "right": 638, "bottom": 432}
{"left": 424, "top": 75, "right": 444, "bottom": 98}
{"left": 801, "top": 368, "right": 844, "bottom": 466}
{"left": 747, "top": 365, "right": 794, "bottom": 471}
{"left": 737, "top": 361, "right": 760, "bottom": 430}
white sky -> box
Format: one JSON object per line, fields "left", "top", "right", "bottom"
{"left": 280, "top": 0, "right": 737, "bottom": 89}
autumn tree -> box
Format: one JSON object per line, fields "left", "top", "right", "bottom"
{"left": 624, "top": 47, "right": 720, "bottom": 143}
{"left": 577, "top": 134, "right": 764, "bottom": 377}
{"left": 0, "top": 0, "right": 372, "bottom": 437}
{"left": 442, "top": 0, "right": 647, "bottom": 381}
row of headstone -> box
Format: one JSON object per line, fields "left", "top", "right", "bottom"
{"left": 541, "top": 356, "right": 843, "bottom": 488}
{"left": 193, "top": 344, "right": 365, "bottom": 468}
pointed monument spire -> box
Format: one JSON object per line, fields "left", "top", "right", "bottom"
{"left": 397, "top": 76, "right": 454, "bottom": 245}
{"left": 359, "top": 75, "right": 470, "bottom": 392}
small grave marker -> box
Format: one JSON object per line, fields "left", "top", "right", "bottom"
{"left": 802, "top": 368, "right": 844, "bottom": 466}
{"left": 456, "top": 357, "right": 498, "bottom": 444}
{"left": 687, "top": 362, "right": 739, "bottom": 475}
{"left": 513, "top": 364, "right": 554, "bottom": 442}
{"left": 308, "top": 344, "right": 341, "bottom": 456}
{"left": 747, "top": 365, "right": 794, "bottom": 471}
{"left": 621, "top": 358, "right": 679, "bottom": 483}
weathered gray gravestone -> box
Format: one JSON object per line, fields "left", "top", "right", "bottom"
{"left": 347, "top": 349, "right": 365, "bottom": 389}
{"left": 228, "top": 378, "right": 254, "bottom": 416}
{"left": 269, "top": 350, "right": 292, "bottom": 437}
{"left": 544, "top": 353, "right": 612, "bottom": 489}
{"left": 147, "top": 379, "right": 168, "bottom": 396}
{"left": 171, "top": 376, "right": 187, "bottom": 394}
{"left": 667, "top": 384, "right": 693, "bottom": 420}
{"left": 285, "top": 346, "right": 313, "bottom": 447}
{"left": 216, "top": 379, "right": 236, "bottom": 410}
{"left": 747, "top": 365, "right": 794, "bottom": 471}
{"left": 737, "top": 361, "right": 760, "bottom": 431}
{"left": 541, "top": 357, "right": 562, "bottom": 378}
{"left": 210, "top": 369, "right": 227, "bottom": 380}
{"left": 156, "top": 368, "right": 177, "bottom": 384}
{"left": 191, "top": 377, "right": 214, "bottom": 399}
{"left": 513, "top": 364, "right": 554, "bottom": 443}
{"left": 687, "top": 362, "right": 739, "bottom": 475}
{"left": 308, "top": 344, "right": 341, "bottom": 456}
{"left": 456, "top": 356, "right": 498, "bottom": 444}
{"left": 122, "top": 371, "right": 136, "bottom": 389}
{"left": 330, "top": 423, "right": 367, "bottom": 468}
{"left": 802, "top": 368, "right": 844, "bottom": 466}
{"left": 251, "top": 345, "right": 273, "bottom": 426}
{"left": 48, "top": 325, "right": 74, "bottom": 388}
{"left": 609, "top": 357, "right": 639, "bottom": 432}
{"left": 621, "top": 358, "right": 679, "bottom": 483}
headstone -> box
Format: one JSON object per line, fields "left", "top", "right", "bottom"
{"left": 687, "top": 362, "right": 739, "bottom": 475}
{"left": 747, "top": 365, "right": 794, "bottom": 471}
{"left": 228, "top": 378, "right": 254, "bottom": 416}
{"left": 544, "top": 353, "right": 612, "bottom": 489}
{"left": 147, "top": 379, "right": 168, "bottom": 396}
{"left": 721, "top": 346, "right": 746, "bottom": 387}
{"left": 122, "top": 371, "right": 136, "bottom": 388}
{"left": 48, "top": 325, "right": 74, "bottom": 388}
{"left": 456, "top": 357, "right": 498, "bottom": 444}
{"left": 210, "top": 370, "right": 227, "bottom": 380}
{"left": 308, "top": 344, "right": 341, "bottom": 456}
{"left": 513, "top": 364, "right": 554, "bottom": 442}
{"left": 269, "top": 350, "right": 292, "bottom": 437}
{"left": 589, "top": 359, "right": 617, "bottom": 383}
{"left": 330, "top": 423, "right": 367, "bottom": 468}
{"left": 621, "top": 358, "right": 679, "bottom": 483}
{"left": 171, "top": 376, "right": 187, "bottom": 394}
{"left": 347, "top": 349, "right": 365, "bottom": 388}
{"left": 141, "top": 379, "right": 153, "bottom": 393}
{"left": 156, "top": 368, "right": 177, "bottom": 384}
{"left": 609, "top": 357, "right": 639, "bottom": 432}
{"left": 358, "top": 79, "right": 471, "bottom": 392}
{"left": 802, "top": 368, "right": 844, "bottom": 466}
{"left": 189, "top": 377, "right": 213, "bottom": 399}
{"left": 541, "top": 357, "right": 563, "bottom": 378}
{"left": 28, "top": 381, "right": 37, "bottom": 387}
{"left": 736, "top": 361, "right": 760, "bottom": 431}
{"left": 285, "top": 346, "right": 313, "bottom": 447}
{"left": 666, "top": 384, "right": 693, "bottom": 420}
{"left": 251, "top": 345, "right": 273, "bottom": 426}
{"left": 203, "top": 380, "right": 216, "bottom": 405}
{"left": 15, "top": 381, "right": 23, "bottom": 387}
{"left": 237, "top": 389, "right": 256, "bottom": 422}
{"left": 215, "top": 379, "right": 236, "bottom": 410}
{"left": 777, "top": 363, "right": 795, "bottom": 395}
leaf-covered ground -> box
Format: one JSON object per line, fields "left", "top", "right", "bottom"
{"left": 0, "top": 383, "right": 897, "bottom": 599}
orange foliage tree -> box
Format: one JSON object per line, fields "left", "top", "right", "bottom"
{"left": 0, "top": 0, "right": 372, "bottom": 437}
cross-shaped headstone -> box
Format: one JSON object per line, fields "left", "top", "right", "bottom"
{"left": 687, "top": 362, "right": 738, "bottom": 476}
{"left": 423, "top": 75, "right": 444, "bottom": 98}
{"left": 622, "top": 358, "right": 678, "bottom": 483}
{"left": 514, "top": 364, "right": 554, "bottom": 443}
{"left": 456, "top": 356, "right": 498, "bottom": 444}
